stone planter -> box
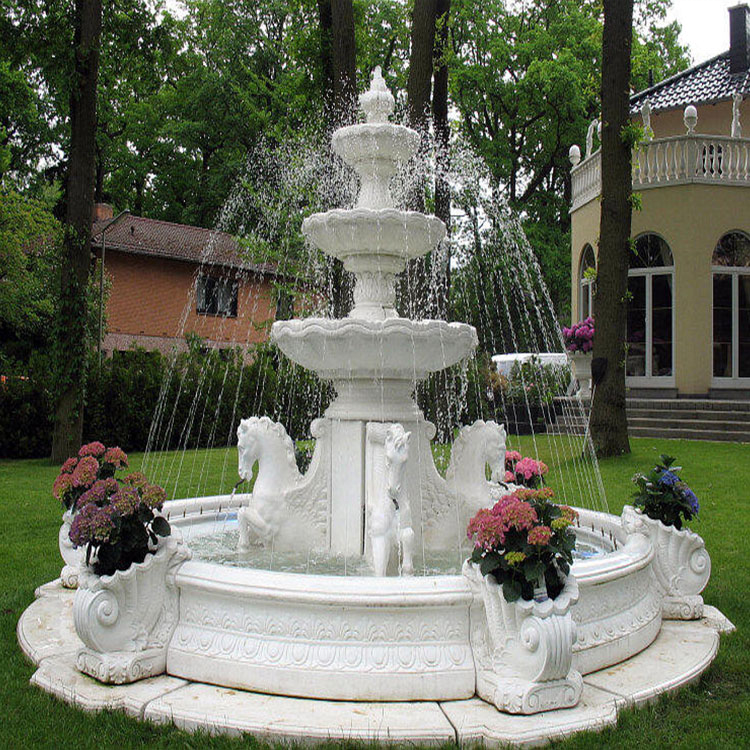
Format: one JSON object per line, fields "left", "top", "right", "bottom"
{"left": 569, "top": 351, "right": 592, "bottom": 398}
{"left": 621, "top": 505, "right": 710, "bottom": 619}
{"left": 73, "top": 532, "right": 190, "bottom": 684}
{"left": 464, "top": 562, "right": 582, "bottom": 714}
{"left": 59, "top": 510, "right": 84, "bottom": 588}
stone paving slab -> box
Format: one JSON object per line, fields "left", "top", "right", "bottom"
{"left": 31, "top": 655, "right": 187, "bottom": 718}
{"left": 583, "top": 620, "right": 720, "bottom": 707}
{"left": 18, "top": 581, "right": 731, "bottom": 746}
{"left": 144, "top": 683, "right": 456, "bottom": 744}
{"left": 439, "top": 686, "right": 620, "bottom": 748}
{"left": 17, "top": 591, "right": 81, "bottom": 665}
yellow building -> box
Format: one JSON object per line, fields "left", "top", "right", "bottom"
{"left": 569, "top": 4, "right": 750, "bottom": 398}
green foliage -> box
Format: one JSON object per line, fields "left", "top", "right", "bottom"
{"left": 631, "top": 454, "right": 700, "bottom": 530}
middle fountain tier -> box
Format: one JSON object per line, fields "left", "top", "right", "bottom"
{"left": 270, "top": 68, "right": 478, "bottom": 565}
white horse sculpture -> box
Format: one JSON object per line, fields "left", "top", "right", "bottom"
{"left": 236, "top": 416, "right": 328, "bottom": 551}
{"left": 444, "top": 419, "right": 519, "bottom": 524}
{"left": 369, "top": 423, "right": 413, "bottom": 577}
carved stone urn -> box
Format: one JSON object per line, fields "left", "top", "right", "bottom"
{"left": 464, "top": 562, "right": 583, "bottom": 714}
{"left": 621, "top": 505, "right": 710, "bottom": 619}
{"left": 59, "top": 510, "right": 85, "bottom": 588}
{"left": 569, "top": 351, "right": 592, "bottom": 398}
{"left": 73, "top": 531, "right": 190, "bottom": 684}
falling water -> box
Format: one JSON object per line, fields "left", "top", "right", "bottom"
{"left": 141, "top": 103, "right": 606, "bottom": 576}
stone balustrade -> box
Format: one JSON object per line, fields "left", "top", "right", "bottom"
{"left": 571, "top": 134, "right": 750, "bottom": 211}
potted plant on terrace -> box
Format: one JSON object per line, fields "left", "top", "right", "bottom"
{"left": 463, "top": 488, "right": 582, "bottom": 714}
{"left": 562, "top": 317, "right": 594, "bottom": 397}
{"left": 622, "top": 455, "right": 710, "bottom": 619}
{"left": 69, "top": 469, "right": 190, "bottom": 684}
{"left": 52, "top": 442, "right": 129, "bottom": 587}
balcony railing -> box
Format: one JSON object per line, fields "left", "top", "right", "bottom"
{"left": 570, "top": 134, "right": 750, "bottom": 211}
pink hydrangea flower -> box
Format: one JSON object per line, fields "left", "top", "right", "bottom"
{"left": 514, "top": 457, "right": 548, "bottom": 481}
{"left": 504, "top": 470, "right": 515, "bottom": 483}
{"left": 527, "top": 525, "right": 552, "bottom": 546}
{"left": 103, "top": 446, "right": 128, "bottom": 469}
{"left": 76, "top": 477, "right": 118, "bottom": 510}
{"left": 78, "top": 441, "right": 106, "bottom": 458}
{"left": 53, "top": 473, "right": 74, "bottom": 502}
{"left": 123, "top": 472, "right": 148, "bottom": 488}
{"left": 69, "top": 503, "right": 115, "bottom": 546}
{"left": 60, "top": 457, "right": 78, "bottom": 474}
{"left": 141, "top": 483, "right": 167, "bottom": 510}
{"left": 72, "top": 456, "right": 99, "bottom": 488}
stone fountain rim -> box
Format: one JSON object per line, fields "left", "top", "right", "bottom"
{"left": 302, "top": 207, "right": 447, "bottom": 229}
{"left": 168, "top": 501, "right": 654, "bottom": 592}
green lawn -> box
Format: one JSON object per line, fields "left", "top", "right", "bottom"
{"left": 0, "top": 437, "right": 748, "bottom": 748}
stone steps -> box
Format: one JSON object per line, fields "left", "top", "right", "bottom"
{"left": 547, "top": 397, "right": 750, "bottom": 442}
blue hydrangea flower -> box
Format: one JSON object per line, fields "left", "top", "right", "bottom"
{"left": 658, "top": 470, "right": 679, "bottom": 487}
{"left": 681, "top": 486, "right": 699, "bottom": 514}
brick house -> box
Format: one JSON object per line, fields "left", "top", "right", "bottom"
{"left": 91, "top": 204, "right": 282, "bottom": 355}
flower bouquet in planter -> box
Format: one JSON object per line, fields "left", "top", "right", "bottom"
{"left": 562, "top": 317, "right": 594, "bottom": 397}
{"left": 52, "top": 442, "right": 130, "bottom": 587}
{"left": 463, "top": 489, "right": 582, "bottom": 713}
{"left": 503, "top": 451, "right": 548, "bottom": 491}
{"left": 69, "top": 466, "right": 190, "bottom": 685}
{"left": 69, "top": 471, "right": 172, "bottom": 575}
{"left": 622, "top": 454, "right": 710, "bottom": 619}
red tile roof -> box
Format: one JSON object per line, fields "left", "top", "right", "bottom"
{"left": 91, "top": 214, "right": 278, "bottom": 275}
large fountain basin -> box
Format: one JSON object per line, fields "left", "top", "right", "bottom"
{"left": 164, "top": 501, "right": 662, "bottom": 701}
{"left": 271, "top": 317, "right": 478, "bottom": 379}
{"left": 302, "top": 209, "right": 445, "bottom": 269}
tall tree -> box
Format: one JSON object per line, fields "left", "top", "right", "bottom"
{"left": 51, "top": 0, "right": 102, "bottom": 462}
{"left": 589, "top": 0, "right": 633, "bottom": 457}
{"left": 331, "top": 0, "right": 357, "bottom": 124}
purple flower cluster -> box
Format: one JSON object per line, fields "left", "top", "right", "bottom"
{"left": 681, "top": 485, "right": 700, "bottom": 514}
{"left": 69, "top": 503, "right": 116, "bottom": 547}
{"left": 562, "top": 317, "right": 595, "bottom": 353}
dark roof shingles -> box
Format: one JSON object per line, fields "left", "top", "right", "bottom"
{"left": 91, "top": 215, "right": 277, "bottom": 275}
{"left": 630, "top": 52, "right": 750, "bottom": 115}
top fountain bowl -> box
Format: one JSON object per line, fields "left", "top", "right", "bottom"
{"left": 332, "top": 123, "right": 420, "bottom": 174}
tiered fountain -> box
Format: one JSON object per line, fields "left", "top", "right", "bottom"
{"left": 20, "top": 69, "right": 728, "bottom": 742}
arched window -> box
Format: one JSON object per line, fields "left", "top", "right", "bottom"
{"left": 578, "top": 244, "right": 596, "bottom": 320}
{"left": 626, "top": 233, "right": 674, "bottom": 380}
{"left": 712, "top": 231, "right": 750, "bottom": 382}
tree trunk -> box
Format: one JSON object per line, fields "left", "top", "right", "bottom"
{"left": 432, "top": 0, "right": 451, "bottom": 320}
{"left": 589, "top": 0, "right": 633, "bottom": 458}
{"left": 320, "top": 0, "right": 357, "bottom": 316}
{"left": 402, "top": 0, "right": 438, "bottom": 318}
{"left": 330, "top": 0, "right": 357, "bottom": 126}
{"left": 317, "top": 0, "right": 334, "bottom": 116}
{"left": 51, "top": 0, "right": 102, "bottom": 463}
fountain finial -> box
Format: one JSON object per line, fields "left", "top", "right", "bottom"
{"left": 359, "top": 66, "right": 395, "bottom": 123}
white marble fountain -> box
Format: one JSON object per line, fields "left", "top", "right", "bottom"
{"left": 20, "top": 69, "right": 732, "bottom": 744}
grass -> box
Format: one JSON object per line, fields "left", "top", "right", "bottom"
{"left": 1, "top": 437, "right": 748, "bottom": 748}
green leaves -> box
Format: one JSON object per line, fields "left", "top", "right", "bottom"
{"left": 151, "top": 515, "right": 170, "bottom": 538}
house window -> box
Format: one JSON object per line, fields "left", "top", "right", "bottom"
{"left": 196, "top": 274, "right": 238, "bottom": 317}
{"left": 578, "top": 244, "right": 596, "bottom": 320}
{"left": 712, "top": 231, "right": 750, "bottom": 382}
{"left": 626, "top": 234, "right": 674, "bottom": 380}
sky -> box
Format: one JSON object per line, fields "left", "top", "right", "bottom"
{"left": 667, "top": 0, "right": 733, "bottom": 63}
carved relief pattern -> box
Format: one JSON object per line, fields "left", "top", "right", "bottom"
{"left": 464, "top": 563, "right": 583, "bottom": 715}
{"left": 572, "top": 564, "right": 662, "bottom": 650}
{"left": 59, "top": 511, "right": 84, "bottom": 588}
{"left": 73, "top": 533, "right": 191, "bottom": 684}
{"left": 171, "top": 594, "right": 472, "bottom": 675}
{"left": 622, "top": 505, "right": 711, "bottom": 619}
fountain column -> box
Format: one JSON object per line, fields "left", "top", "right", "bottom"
{"left": 272, "top": 68, "right": 477, "bottom": 563}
